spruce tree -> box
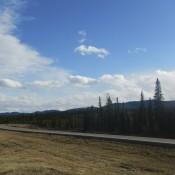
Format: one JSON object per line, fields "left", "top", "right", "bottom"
{"left": 105, "top": 94, "right": 113, "bottom": 131}
{"left": 114, "top": 97, "right": 119, "bottom": 132}
{"left": 139, "top": 91, "right": 145, "bottom": 132}
{"left": 153, "top": 78, "right": 164, "bottom": 133}
{"left": 116, "top": 97, "right": 119, "bottom": 113}
{"left": 98, "top": 96, "right": 103, "bottom": 130}
{"left": 98, "top": 96, "right": 102, "bottom": 114}
{"left": 106, "top": 94, "right": 112, "bottom": 106}
{"left": 154, "top": 78, "right": 163, "bottom": 103}
{"left": 154, "top": 78, "right": 164, "bottom": 112}
{"left": 148, "top": 98, "right": 153, "bottom": 134}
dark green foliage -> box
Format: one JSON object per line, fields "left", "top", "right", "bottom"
{"left": 153, "top": 78, "right": 164, "bottom": 134}
{"left": 97, "top": 96, "right": 103, "bottom": 131}
{"left": 154, "top": 78, "right": 164, "bottom": 102}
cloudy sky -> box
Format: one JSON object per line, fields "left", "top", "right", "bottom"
{"left": 0, "top": 0, "right": 175, "bottom": 112}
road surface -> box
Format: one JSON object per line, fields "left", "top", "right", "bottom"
{"left": 0, "top": 125, "right": 175, "bottom": 147}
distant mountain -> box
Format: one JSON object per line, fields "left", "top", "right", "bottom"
{"left": 66, "top": 106, "right": 98, "bottom": 112}
{"left": 0, "top": 101, "right": 175, "bottom": 116}
{"left": 65, "top": 100, "right": 175, "bottom": 112}
{"left": 34, "top": 110, "right": 60, "bottom": 114}
{"left": 0, "top": 112, "right": 21, "bottom": 116}
{"left": 0, "top": 110, "right": 60, "bottom": 117}
{"left": 162, "top": 101, "right": 175, "bottom": 109}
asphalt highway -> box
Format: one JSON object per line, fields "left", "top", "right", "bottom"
{"left": 0, "top": 125, "right": 175, "bottom": 147}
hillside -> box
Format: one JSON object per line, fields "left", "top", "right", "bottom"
{"left": 1, "top": 100, "right": 175, "bottom": 116}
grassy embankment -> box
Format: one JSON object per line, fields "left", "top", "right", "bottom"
{"left": 0, "top": 130, "right": 175, "bottom": 175}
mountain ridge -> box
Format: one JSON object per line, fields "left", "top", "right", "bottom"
{"left": 0, "top": 100, "right": 175, "bottom": 116}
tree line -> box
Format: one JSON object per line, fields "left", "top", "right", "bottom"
{"left": 0, "top": 78, "right": 175, "bottom": 138}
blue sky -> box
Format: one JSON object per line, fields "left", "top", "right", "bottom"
{"left": 0, "top": 0, "right": 175, "bottom": 112}
{"left": 18, "top": 0, "right": 175, "bottom": 75}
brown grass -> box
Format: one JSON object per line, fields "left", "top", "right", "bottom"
{"left": 0, "top": 130, "right": 175, "bottom": 175}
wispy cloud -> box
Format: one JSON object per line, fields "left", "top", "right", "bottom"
{"left": 0, "top": 78, "right": 23, "bottom": 88}
{"left": 78, "top": 30, "right": 87, "bottom": 43}
{"left": 69, "top": 75, "right": 97, "bottom": 85}
{"left": 74, "top": 44, "right": 109, "bottom": 58}
{"left": 0, "top": 0, "right": 27, "bottom": 34}
{"left": 29, "top": 80, "right": 65, "bottom": 88}
{"left": 128, "top": 48, "right": 147, "bottom": 54}
{"left": 0, "top": 0, "right": 69, "bottom": 80}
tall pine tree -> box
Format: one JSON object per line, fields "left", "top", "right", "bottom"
{"left": 105, "top": 94, "right": 113, "bottom": 131}
{"left": 139, "top": 91, "right": 145, "bottom": 132}
{"left": 148, "top": 98, "right": 153, "bottom": 134}
{"left": 154, "top": 78, "right": 163, "bottom": 103}
{"left": 98, "top": 96, "right": 103, "bottom": 130}
{"left": 153, "top": 78, "right": 164, "bottom": 134}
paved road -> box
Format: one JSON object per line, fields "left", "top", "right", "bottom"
{"left": 0, "top": 125, "right": 175, "bottom": 147}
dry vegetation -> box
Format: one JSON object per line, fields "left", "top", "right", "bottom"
{"left": 0, "top": 130, "right": 175, "bottom": 175}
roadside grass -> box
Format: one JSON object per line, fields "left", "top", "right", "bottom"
{"left": 0, "top": 131, "right": 175, "bottom": 175}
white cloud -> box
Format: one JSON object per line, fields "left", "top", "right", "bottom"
{"left": 68, "top": 75, "right": 97, "bottom": 85}
{"left": 0, "top": 0, "right": 53, "bottom": 77}
{"left": 0, "top": 70, "right": 175, "bottom": 112}
{"left": 65, "top": 70, "right": 175, "bottom": 106}
{"left": 0, "top": 1, "right": 175, "bottom": 112}
{"left": 99, "top": 70, "right": 175, "bottom": 101}
{"left": 0, "top": 0, "right": 26, "bottom": 34}
{"left": 0, "top": 34, "right": 52, "bottom": 77}
{"left": 100, "top": 74, "right": 126, "bottom": 84}
{"left": 74, "top": 44, "right": 109, "bottom": 58}
{"left": 0, "top": 0, "right": 70, "bottom": 111}
{"left": 78, "top": 30, "right": 87, "bottom": 43}
{"left": 78, "top": 30, "right": 87, "bottom": 37}
{"left": 0, "top": 7, "right": 16, "bottom": 34}
{"left": 0, "top": 79, "right": 23, "bottom": 88}
{"left": 0, "top": 0, "right": 69, "bottom": 80}
{"left": 128, "top": 48, "right": 147, "bottom": 54}
{"left": 30, "top": 80, "right": 65, "bottom": 88}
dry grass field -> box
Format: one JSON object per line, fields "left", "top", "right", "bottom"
{"left": 0, "top": 130, "right": 175, "bottom": 175}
